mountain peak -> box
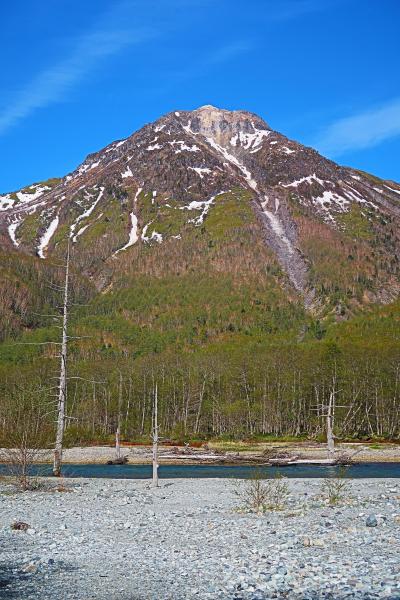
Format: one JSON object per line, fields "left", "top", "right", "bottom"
{"left": 177, "top": 105, "right": 270, "bottom": 148}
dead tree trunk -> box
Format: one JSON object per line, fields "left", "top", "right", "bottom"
{"left": 194, "top": 376, "right": 206, "bottom": 434}
{"left": 53, "top": 242, "right": 70, "bottom": 477}
{"left": 115, "top": 372, "right": 122, "bottom": 460}
{"left": 327, "top": 389, "right": 335, "bottom": 459}
{"left": 152, "top": 383, "right": 159, "bottom": 488}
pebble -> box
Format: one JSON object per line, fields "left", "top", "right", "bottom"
{"left": 366, "top": 514, "right": 378, "bottom": 527}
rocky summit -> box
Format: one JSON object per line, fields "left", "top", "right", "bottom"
{"left": 1, "top": 105, "right": 400, "bottom": 308}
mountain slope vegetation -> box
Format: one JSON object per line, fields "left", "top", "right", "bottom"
{"left": 0, "top": 106, "right": 399, "bottom": 443}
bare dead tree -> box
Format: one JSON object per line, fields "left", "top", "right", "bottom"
{"left": 326, "top": 388, "right": 335, "bottom": 459}
{"left": 53, "top": 242, "right": 70, "bottom": 477}
{"left": 116, "top": 371, "right": 122, "bottom": 460}
{"left": 152, "top": 382, "right": 159, "bottom": 488}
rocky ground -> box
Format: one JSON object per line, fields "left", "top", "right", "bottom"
{"left": 0, "top": 478, "right": 399, "bottom": 600}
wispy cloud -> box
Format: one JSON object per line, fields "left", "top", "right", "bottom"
{"left": 265, "top": 0, "right": 344, "bottom": 21}
{"left": 207, "top": 41, "right": 252, "bottom": 66}
{"left": 166, "top": 39, "right": 252, "bottom": 83}
{"left": 314, "top": 98, "right": 400, "bottom": 156}
{"left": 0, "top": 6, "right": 156, "bottom": 136}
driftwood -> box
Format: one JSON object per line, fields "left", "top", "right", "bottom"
{"left": 106, "top": 456, "right": 128, "bottom": 465}
{"left": 11, "top": 521, "right": 30, "bottom": 531}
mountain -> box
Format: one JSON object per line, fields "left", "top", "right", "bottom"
{"left": 1, "top": 105, "right": 400, "bottom": 306}
{"left": 1, "top": 106, "right": 399, "bottom": 442}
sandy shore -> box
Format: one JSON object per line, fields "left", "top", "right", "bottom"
{"left": 0, "top": 477, "right": 399, "bottom": 599}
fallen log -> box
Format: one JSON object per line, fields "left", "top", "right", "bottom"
{"left": 106, "top": 456, "right": 128, "bottom": 465}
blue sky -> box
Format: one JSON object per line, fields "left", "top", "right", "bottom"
{"left": 1, "top": 0, "right": 399, "bottom": 192}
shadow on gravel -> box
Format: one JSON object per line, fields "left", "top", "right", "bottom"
{"left": 0, "top": 561, "right": 77, "bottom": 600}
{"left": 0, "top": 563, "right": 35, "bottom": 598}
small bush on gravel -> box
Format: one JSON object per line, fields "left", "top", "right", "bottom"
{"left": 321, "top": 467, "right": 351, "bottom": 505}
{"left": 0, "top": 393, "right": 48, "bottom": 492}
{"left": 236, "top": 470, "right": 290, "bottom": 512}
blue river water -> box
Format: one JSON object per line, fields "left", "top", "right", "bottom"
{"left": 0, "top": 462, "right": 399, "bottom": 479}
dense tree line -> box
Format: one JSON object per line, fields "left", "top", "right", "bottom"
{"left": 1, "top": 330, "right": 399, "bottom": 445}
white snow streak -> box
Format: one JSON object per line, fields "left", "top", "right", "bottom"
{"left": 8, "top": 222, "right": 20, "bottom": 247}
{"left": 121, "top": 166, "right": 133, "bottom": 178}
{"left": 0, "top": 194, "right": 14, "bottom": 211}
{"left": 314, "top": 190, "right": 349, "bottom": 211}
{"left": 16, "top": 185, "right": 50, "bottom": 203}
{"left": 114, "top": 213, "right": 139, "bottom": 255}
{"left": 282, "top": 174, "right": 326, "bottom": 188}
{"left": 134, "top": 187, "right": 143, "bottom": 203}
{"left": 384, "top": 184, "right": 400, "bottom": 196}
{"left": 180, "top": 192, "right": 226, "bottom": 226}
{"left": 37, "top": 215, "right": 59, "bottom": 258}
{"left": 1, "top": 184, "right": 50, "bottom": 211}
{"left": 141, "top": 221, "right": 163, "bottom": 244}
{"left": 205, "top": 136, "right": 258, "bottom": 191}
{"left": 70, "top": 187, "right": 105, "bottom": 240}
{"left": 77, "top": 160, "right": 100, "bottom": 176}
{"left": 74, "top": 224, "right": 90, "bottom": 240}
{"left": 230, "top": 127, "right": 270, "bottom": 150}
{"left": 188, "top": 167, "right": 212, "bottom": 178}
{"left": 168, "top": 140, "right": 199, "bottom": 153}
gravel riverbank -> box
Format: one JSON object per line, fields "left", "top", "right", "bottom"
{"left": 8, "top": 441, "right": 400, "bottom": 465}
{"left": 0, "top": 478, "right": 399, "bottom": 599}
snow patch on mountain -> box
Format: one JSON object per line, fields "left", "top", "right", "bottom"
{"left": 74, "top": 224, "right": 90, "bottom": 241}
{"left": 114, "top": 213, "right": 139, "bottom": 255}
{"left": 77, "top": 160, "right": 100, "bottom": 176}
{"left": 1, "top": 184, "right": 50, "bottom": 211}
{"left": 230, "top": 127, "right": 270, "bottom": 151}
{"left": 314, "top": 190, "right": 349, "bottom": 211}
{"left": 188, "top": 167, "right": 212, "bottom": 178}
{"left": 168, "top": 141, "right": 200, "bottom": 154}
{"left": 0, "top": 194, "right": 14, "bottom": 211}
{"left": 105, "top": 139, "right": 127, "bottom": 153}
{"left": 121, "top": 166, "right": 133, "bottom": 178}
{"left": 8, "top": 221, "right": 21, "bottom": 247}
{"left": 282, "top": 174, "right": 327, "bottom": 188}
{"left": 141, "top": 221, "right": 163, "bottom": 244}
{"left": 179, "top": 192, "right": 226, "bottom": 226}
{"left": 204, "top": 137, "right": 258, "bottom": 191}
{"left": 37, "top": 215, "right": 59, "bottom": 258}
{"left": 134, "top": 187, "right": 143, "bottom": 203}
{"left": 385, "top": 184, "right": 400, "bottom": 196}
{"left": 17, "top": 185, "right": 50, "bottom": 203}
{"left": 70, "top": 187, "right": 105, "bottom": 240}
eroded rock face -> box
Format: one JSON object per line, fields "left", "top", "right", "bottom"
{"left": 1, "top": 105, "right": 399, "bottom": 305}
